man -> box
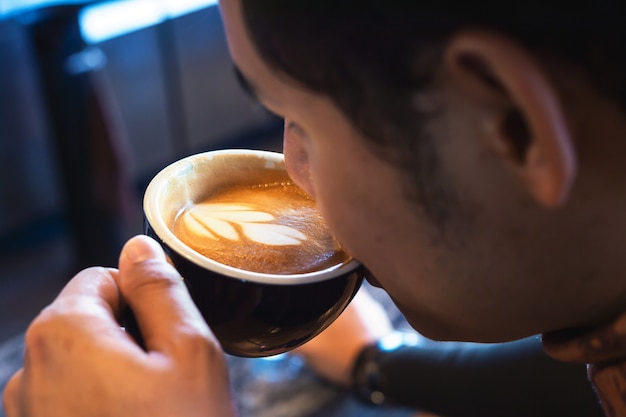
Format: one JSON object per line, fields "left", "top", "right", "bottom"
{"left": 4, "top": 0, "right": 626, "bottom": 416}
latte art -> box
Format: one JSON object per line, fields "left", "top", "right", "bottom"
{"left": 172, "top": 181, "right": 348, "bottom": 274}
{"left": 182, "top": 204, "right": 307, "bottom": 246}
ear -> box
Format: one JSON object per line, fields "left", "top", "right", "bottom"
{"left": 443, "top": 29, "right": 577, "bottom": 208}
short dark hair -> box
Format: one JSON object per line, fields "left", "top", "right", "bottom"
{"left": 239, "top": 0, "right": 626, "bottom": 227}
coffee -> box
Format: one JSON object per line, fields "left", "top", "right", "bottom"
{"left": 141, "top": 149, "right": 364, "bottom": 357}
{"left": 172, "top": 179, "right": 348, "bottom": 275}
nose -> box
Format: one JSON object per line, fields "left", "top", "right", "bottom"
{"left": 283, "top": 120, "right": 315, "bottom": 198}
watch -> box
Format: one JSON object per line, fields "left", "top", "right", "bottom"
{"left": 351, "top": 331, "right": 421, "bottom": 405}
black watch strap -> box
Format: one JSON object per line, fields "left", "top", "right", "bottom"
{"left": 351, "top": 331, "right": 420, "bottom": 405}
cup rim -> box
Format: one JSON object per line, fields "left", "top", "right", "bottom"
{"left": 143, "top": 149, "right": 361, "bottom": 285}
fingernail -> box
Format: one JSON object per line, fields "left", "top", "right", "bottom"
{"left": 124, "top": 236, "right": 163, "bottom": 263}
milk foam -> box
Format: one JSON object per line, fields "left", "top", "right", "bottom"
{"left": 182, "top": 203, "right": 307, "bottom": 246}
{"left": 171, "top": 181, "right": 347, "bottom": 274}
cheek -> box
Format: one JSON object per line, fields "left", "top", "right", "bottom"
{"left": 307, "top": 154, "right": 461, "bottom": 329}
{"left": 308, "top": 148, "right": 406, "bottom": 264}
{"left": 304, "top": 150, "right": 370, "bottom": 253}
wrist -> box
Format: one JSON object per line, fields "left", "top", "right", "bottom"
{"left": 351, "top": 331, "right": 420, "bottom": 405}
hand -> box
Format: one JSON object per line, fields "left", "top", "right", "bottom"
{"left": 296, "top": 286, "right": 394, "bottom": 386}
{"left": 3, "top": 235, "right": 236, "bottom": 417}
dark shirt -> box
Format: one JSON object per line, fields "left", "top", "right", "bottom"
{"left": 363, "top": 336, "right": 603, "bottom": 417}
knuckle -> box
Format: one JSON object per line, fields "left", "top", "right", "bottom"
{"left": 122, "top": 260, "right": 181, "bottom": 294}
{"left": 23, "top": 303, "right": 85, "bottom": 361}
{"left": 23, "top": 310, "right": 57, "bottom": 362}
{"left": 176, "top": 327, "right": 213, "bottom": 354}
{"left": 178, "top": 338, "right": 228, "bottom": 381}
{"left": 168, "top": 326, "right": 223, "bottom": 364}
{"left": 24, "top": 319, "right": 50, "bottom": 364}
{"left": 25, "top": 305, "right": 57, "bottom": 339}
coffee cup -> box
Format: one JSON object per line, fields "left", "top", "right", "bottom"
{"left": 131, "top": 149, "right": 364, "bottom": 358}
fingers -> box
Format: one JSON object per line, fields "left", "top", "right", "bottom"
{"left": 3, "top": 268, "right": 135, "bottom": 417}
{"left": 116, "top": 235, "right": 216, "bottom": 355}
{"left": 53, "top": 266, "right": 123, "bottom": 320}
{"left": 3, "top": 369, "right": 23, "bottom": 417}
{"left": 24, "top": 267, "right": 128, "bottom": 355}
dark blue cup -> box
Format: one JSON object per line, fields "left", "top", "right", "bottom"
{"left": 139, "top": 149, "right": 363, "bottom": 357}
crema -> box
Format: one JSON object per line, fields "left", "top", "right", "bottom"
{"left": 172, "top": 181, "right": 348, "bottom": 274}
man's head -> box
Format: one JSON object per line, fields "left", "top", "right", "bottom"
{"left": 219, "top": 0, "right": 626, "bottom": 342}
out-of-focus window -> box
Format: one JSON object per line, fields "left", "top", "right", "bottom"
{"left": 79, "top": 0, "right": 218, "bottom": 44}
{"left": 0, "top": 0, "right": 218, "bottom": 42}
{"left": 0, "top": 0, "right": 89, "bottom": 17}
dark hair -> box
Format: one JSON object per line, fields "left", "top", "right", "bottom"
{"left": 240, "top": 0, "right": 626, "bottom": 227}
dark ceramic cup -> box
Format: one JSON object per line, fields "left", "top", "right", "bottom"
{"left": 135, "top": 149, "right": 363, "bottom": 358}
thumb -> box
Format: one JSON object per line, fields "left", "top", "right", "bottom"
{"left": 117, "top": 235, "right": 217, "bottom": 354}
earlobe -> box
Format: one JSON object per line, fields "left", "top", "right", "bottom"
{"left": 444, "top": 29, "right": 578, "bottom": 208}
